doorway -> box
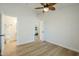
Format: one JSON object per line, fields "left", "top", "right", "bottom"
{"left": 0, "top": 14, "right": 17, "bottom": 56}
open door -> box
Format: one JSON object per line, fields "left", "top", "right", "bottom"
{"left": 1, "top": 14, "right": 17, "bottom": 56}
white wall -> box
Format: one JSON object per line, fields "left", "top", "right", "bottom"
{"left": 0, "top": 3, "right": 39, "bottom": 45}
{"left": 0, "top": 14, "right": 1, "bottom": 49}
{"left": 43, "top": 3, "right": 79, "bottom": 52}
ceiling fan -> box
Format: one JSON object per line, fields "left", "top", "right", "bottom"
{"left": 35, "top": 3, "right": 56, "bottom": 12}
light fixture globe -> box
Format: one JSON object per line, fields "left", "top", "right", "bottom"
{"left": 43, "top": 7, "right": 49, "bottom": 12}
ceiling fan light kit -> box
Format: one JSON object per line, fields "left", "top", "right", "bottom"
{"left": 43, "top": 7, "right": 49, "bottom": 12}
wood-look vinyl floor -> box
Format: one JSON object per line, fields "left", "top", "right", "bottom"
{"left": 16, "top": 41, "right": 79, "bottom": 56}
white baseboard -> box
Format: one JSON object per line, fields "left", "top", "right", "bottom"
{"left": 17, "top": 40, "right": 34, "bottom": 46}
{"left": 17, "top": 40, "right": 44, "bottom": 46}
{"left": 46, "top": 40, "right": 79, "bottom": 53}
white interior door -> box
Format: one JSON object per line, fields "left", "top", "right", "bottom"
{"left": 1, "top": 14, "right": 17, "bottom": 56}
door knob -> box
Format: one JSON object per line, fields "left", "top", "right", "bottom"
{"left": 0, "top": 35, "right": 5, "bottom": 36}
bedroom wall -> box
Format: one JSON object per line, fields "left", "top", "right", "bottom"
{"left": 0, "top": 14, "right": 1, "bottom": 49}
{"left": 0, "top": 3, "right": 39, "bottom": 45}
{"left": 43, "top": 3, "right": 79, "bottom": 52}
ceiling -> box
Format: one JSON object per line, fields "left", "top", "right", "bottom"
{"left": 25, "top": 3, "right": 79, "bottom": 16}
{"left": 26, "top": 3, "right": 79, "bottom": 11}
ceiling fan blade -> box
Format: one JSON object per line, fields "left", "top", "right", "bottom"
{"left": 48, "top": 3, "right": 56, "bottom": 6}
{"left": 35, "top": 7, "right": 44, "bottom": 9}
{"left": 41, "top": 3, "right": 45, "bottom": 6}
{"left": 49, "top": 6, "right": 55, "bottom": 10}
